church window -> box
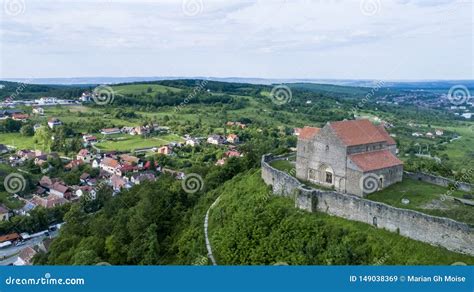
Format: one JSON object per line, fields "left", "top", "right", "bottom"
{"left": 325, "top": 172, "right": 333, "bottom": 183}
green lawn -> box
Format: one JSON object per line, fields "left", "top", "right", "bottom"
{"left": 270, "top": 159, "right": 295, "bottom": 173}
{"left": 367, "top": 178, "right": 473, "bottom": 225}
{"left": 95, "top": 134, "right": 184, "bottom": 152}
{"left": 0, "top": 132, "right": 36, "bottom": 149}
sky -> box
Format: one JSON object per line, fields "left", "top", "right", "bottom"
{"left": 0, "top": 0, "right": 472, "bottom": 80}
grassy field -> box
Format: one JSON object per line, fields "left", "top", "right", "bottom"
{"left": 207, "top": 170, "right": 474, "bottom": 265}
{"left": 0, "top": 132, "right": 37, "bottom": 149}
{"left": 95, "top": 133, "right": 184, "bottom": 152}
{"left": 111, "top": 84, "right": 182, "bottom": 96}
{"left": 367, "top": 178, "right": 473, "bottom": 225}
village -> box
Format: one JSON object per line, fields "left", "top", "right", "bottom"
{"left": 0, "top": 98, "right": 247, "bottom": 265}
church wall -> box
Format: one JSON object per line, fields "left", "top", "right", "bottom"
{"left": 262, "top": 156, "right": 474, "bottom": 256}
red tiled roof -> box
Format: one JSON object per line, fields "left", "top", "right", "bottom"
{"left": 51, "top": 182, "right": 69, "bottom": 194}
{"left": 78, "top": 149, "right": 89, "bottom": 157}
{"left": 0, "top": 233, "right": 20, "bottom": 242}
{"left": 102, "top": 157, "right": 120, "bottom": 168}
{"left": 376, "top": 125, "right": 396, "bottom": 145}
{"left": 330, "top": 119, "right": 387, "bottom": 146}
{"left": 299, "top": 126, "right": 321, "bottom": 140}
{"left": 349, "top": 150, "right": 403, "bottom": 172}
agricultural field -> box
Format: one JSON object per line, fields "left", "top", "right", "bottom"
{"left": 95, "top": 133, "right": 184, "bottom": 152}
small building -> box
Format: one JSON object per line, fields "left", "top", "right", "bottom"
{"left": 30, "top": 194, "right": 68, "bottom": 208}
{"left": 226, "top": 134, "right": 239, "bottom": 144}
{"left": 157, "top": 145, "right": 173, "bottom": 155}
{"left": 100, "top": 128, "right": 121, "bottom": 135}
{"left": 435, "top": 129, "right": 444, "bottom": 136}
{"left": 12, "top": 113, "right": 29, "bottom": 122}
{"left": 0, "top": 205, "right": 10, "bottom": 221}
{"left": 224, "top": 150, "right": 242, "bottom": 158}
{"left": 185, "top": 138, "right": 200, "bottom": 147}
{"left": 32, "top": 107, "right": 44, "bottom": 115}
{"left": 47, "top": 118, "right": 62, "bottom": 129}
{"left": 77, "top": 149, "right": 94, "bottom": 163}
{"left": 131, "top": 173, "right": 156, "bottom": 185}
{"left": 49, "top": 182, "right": 71, "bottom": 198}
{"left": 13, "top": 246, "right": 37, "bottom": 266}
{"left": 207, "top": 135, "right": 224, "bottom": 145}
{"left": 100, "top": 157, "right": 122, "bottom": 176}
{"left": 83, "top": 135, "right": 98, "bottom": 145}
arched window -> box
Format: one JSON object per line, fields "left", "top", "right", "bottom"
{"left": 325, "top": 145, "right": 329, "bottom": 151}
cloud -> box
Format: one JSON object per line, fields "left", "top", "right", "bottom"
{"left": 0, "top": 0, "right": 472, "bottom": 79}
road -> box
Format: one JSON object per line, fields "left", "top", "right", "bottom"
{"left": 0, "top": 230, "right": 59, "bottom": 261}
{"left": 204, "top": 196, "right": 221, "bottom": 266}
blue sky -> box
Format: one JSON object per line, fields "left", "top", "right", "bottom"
{"left": 0, "top": 0, "right": 472, "bottom": 79}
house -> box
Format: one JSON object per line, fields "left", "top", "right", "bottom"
{"left": 226, "top": 134, "right": 239, "bottom": 144}
{"left": 412, "top": 132, "right": 423, "bottom": 137}
{"left": 0, "top": 205, "right": 10, "bottom": 221}
{"left": 207, "top": 135, "right": 224, "bottom": 145}
{"left": 426, "top": 132, "right": 434, "bottom": 138}
{"left": 119, "top": 154, "right": 140, "bottom": 166}
{"left": 435, "top": 129, "right": 444, "bottom": 136}
{"left": 77, "top": 149, "right": 94, "bottom": 163}
{"left": 13, "top": 246, "right": 37, "bottom": 266}
{"left": 12, "top": 113, "right": 29, "bottom": 121}
{"left": 0, "top": 232, "right": 20, "bottom": 244}
{"left": 30, "top": 194, "right": 68, "bottom": 208}
{"left": 74, "top": 186, "right": 96, "bottom": 201}
{"left": 100, "top": 157, "right": 122, "bottom": 176}
{"left": 79, "top": 173, "right": 90, "bottom": 183}
{"left": 83, "top": 135, "right": 98, "bottom": 145}
{"left": 131, "top": 173, "right": 156, "bottom": 185}
{"left": 185, "top": 138, "right": 200, "bottom": 147}
{"left": 110, "top": 175, "right": 127, "bottom": 192}
{"left": 296, "top": 119, "right": 403, "bottom": 197}
{"left": 215, "top": 158, "right": 226, "bottom": 166}
{"left": 47, "top": 118, "right": 62, "bottom": 129}
{"left": 80, "top": 92, "right": 91, "bottom": 102}
{"left": 49, "top": 182, "right": 71, "bottom": 198}
{"left": 157, "top": 145, "right": 173, "bottom": 155}
{"left": 64, "top": 159, "right": 84, "bottom": 170}
{"left": 32, "top": 107, "right": 44, "bottom": 115}
{"left": 161, "top": 168, "right": 185, "bottom": 180}
{"left": 0, "top": 144, "right": 8, "bottom": 154}
{"left": 224, "top": 150, "right": 242, "bottom": 158}
{"left": 100, "top": 128, "right": 121, "bottom": 135}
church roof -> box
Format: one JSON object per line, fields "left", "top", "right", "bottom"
{"left": 329, "top": 119, "right": 387, "bottom": 146}
{"left": 349, "top": 149, "right": 403, "bottom": 172}
{"left": 376, "top": 125, "right": 396, "bottom": 145}
{"left": 299, "top": 126, "right": 321, "bottom": 140}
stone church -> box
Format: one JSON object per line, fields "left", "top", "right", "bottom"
{"left": 296, "top": 119, "right": 403, "bottom": 196}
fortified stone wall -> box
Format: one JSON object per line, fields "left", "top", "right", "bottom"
{"left": 262, "top": 154, "right": 474, "bottom": 256}
{"left": 404, "top": 171, "right": 473, "bottom": 192}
